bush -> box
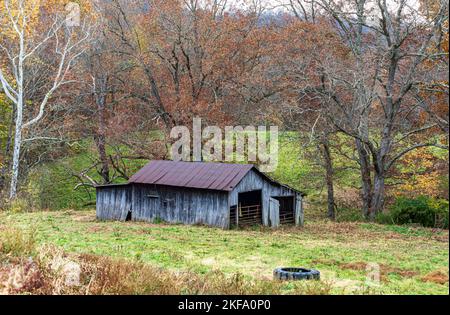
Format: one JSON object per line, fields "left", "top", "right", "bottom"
{"left": 0, "top": 196, "right": 34, "bottom": 213}
{"left": 382, "top": 196, "right": 449, "bottom": 229}
{"left": 335, "top": 207, "right": 364, "bottom": 222}
{"left": 375, "top": 211, "right": 394, "bottom": 225}
{"left": 0, "top": 226, "right": 36, "bottom": 257}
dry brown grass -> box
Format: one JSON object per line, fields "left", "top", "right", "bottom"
{"left": 421, "top": 270, "right": 449, "bottom": 285}
{"left": 1, "top": 249, "right": 333, "bottom": 295}
{"left": 0, "top": 226, "right": 36, "bottom": 257}
{"left": 311, "top": 259, "right": 419, "bottom": 283}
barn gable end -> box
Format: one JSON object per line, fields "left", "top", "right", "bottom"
{"left": 96, "top": 184, "right": 132, "bottom": 221}
{"left": 229, "top": 169, "right": 303, "bottom": 227}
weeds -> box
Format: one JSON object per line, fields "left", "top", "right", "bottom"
{"left": 0, "top": 226, "right": 36, "bottom": 257}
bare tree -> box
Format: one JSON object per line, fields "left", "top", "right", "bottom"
{"left": 0, "top": 0, "right": 92, "bottom": 199}
{"left": 313, "top": 0, "right": 448, "bottom": 218}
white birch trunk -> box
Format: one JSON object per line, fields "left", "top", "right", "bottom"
{"left": 7, "top": 4, "right": 25, "bottom": 200}
{"left": 10, "top": 97, "right": 22, "bottom": 199}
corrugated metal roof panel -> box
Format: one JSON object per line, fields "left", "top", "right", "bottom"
{"left": 129, "top": 160, "right": 254, "bottom": 191}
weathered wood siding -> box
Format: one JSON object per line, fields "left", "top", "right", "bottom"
{"left": 269, "top": 197, "right": 280, "bottom": 228}
{"left": 96, "top": 169, "right": 304, "bottom": 229}
{"left": 131, "top": 184, "right": 229, "bottom": 228}
{"left": 295, "top": 194, "right": 304, "bottom": 226}
{"left": 229, "top": 169, "right": 303, "bottom": 227}
{"left": 96, "top": 185, "right": 132, "bottom": 221}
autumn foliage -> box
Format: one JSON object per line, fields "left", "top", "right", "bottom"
{"left": 0, "top": 0, "right": 448, "bottom": 221}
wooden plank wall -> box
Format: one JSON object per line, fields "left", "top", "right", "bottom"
{"left": 95, "top": 172, "right": 303, "bottom": 229}
{"left": 268, "top": 197, "right": 280, "bottom": 227}
{"left": 131, "top": 184, "right": 230, "bottom": 228}
{"left": 295, "top": 194, "right": 304, "bottom": 226}
{"left": 96, "top": 185, "right": 132, "bottom": 221}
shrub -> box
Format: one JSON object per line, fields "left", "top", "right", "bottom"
{"left": 0, "top": 187, "right": 40, "bottom": 213}
{"left": 335, "top": 207, "right": 364, "bottom": 222}
{"left": 375, "top": 211, "right": 395, "bottom": 225}
{"left": 152, "top": 216, "right": 164, "bottom": 224}
{"left": 383, "top": 196, "right": 449, "bottom": 229}
{"left": 0, "top": 227, "right": 36, "bottom": 257}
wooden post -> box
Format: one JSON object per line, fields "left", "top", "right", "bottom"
{"left": 236, "top": 202, "right": 240, "bottom": 228}
{"left": 295, "top": 194, "right": 303, "bottom": 226}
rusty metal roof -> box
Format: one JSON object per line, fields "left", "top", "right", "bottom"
{"left": 125, "top": 160, "right": 304, "bottom": 195}
{"left": 128, "top": 160, "right": 255, "bottom": 191}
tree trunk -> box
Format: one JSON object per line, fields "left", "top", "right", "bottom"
{"left": 94, "top": 133, "right": 109, "bottom": 184}
{"left": 94, "top": 79, "right": 110, "bottom": 184}
{"left": 0, "top": 108, "right": 15, "bottom": 191}
{"left": 320, "top": 138, "right": 335, "bottom": 220}
{"left": 370, "top": 171, "right": 385, "bottom": 220}
{"left": 10, "top": 96, "right": 23, "bottom": 200}
{"left": 356, "top": 139, "right": 372, "bottom": 218}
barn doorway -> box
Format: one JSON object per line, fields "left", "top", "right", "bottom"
{"left": 231, "top": 190, "right": 262, "bottom": 227}
{"left": 273, "top": 196, "right": 295, "bottom": 224}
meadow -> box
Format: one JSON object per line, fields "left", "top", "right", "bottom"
{"left": 0, "top": 210, "right": 448, "bottom": 294}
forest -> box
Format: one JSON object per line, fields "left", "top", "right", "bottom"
{"left": 0, "top": 0, "right": 449, "bottom": 295}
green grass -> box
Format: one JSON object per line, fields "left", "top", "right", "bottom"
{"left": 1, "top": 210, "right": 448, "bottom": 294}
{"left": 26, "top": 141, "right": 149, "bottom": 210}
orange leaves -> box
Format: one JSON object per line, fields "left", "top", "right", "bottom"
{"left": 124, "top": 0, "right": 274, "bottom": 127}
{"left": 0, "top": 0, "right": 95, "bottom": 46}
{"left": 393, "top": 147, "right": 448, "bottom": 199}
{"left": 0, "top": 0, "right": 39, "bottom": 39}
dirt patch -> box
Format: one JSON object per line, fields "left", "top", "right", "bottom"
{"left": 431, "top": 233, "right": 449, "bottom": 243}
{"left": 340, "top": 262, "right": 367, "bottom": 271}
{"left": 339, "top": 261, "right": 419, "bottom": 280}
{"left": 393, "top": 269, "right": 419, "bottom": 278}
{"left": 311, "top": 259, "right": 339, "bottom": 266}
{"left": 421, "top": 270, "right": 449, "bottom": 285}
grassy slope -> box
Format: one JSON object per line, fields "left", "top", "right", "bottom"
{"left": 26, "top": 132, "right": 448, "bottom": 213}
{"left": 25, "top": 132, "right": 359, "bottom": 211}
{"left": 1, "top": 210, "right": 448, "bottom": 294}
{"left": 28, "top": 141, "right": 149, "bottom": 210}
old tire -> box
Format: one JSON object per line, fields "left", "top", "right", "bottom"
{"left": 273, "top": 267, "right": 320, "bottom": 280}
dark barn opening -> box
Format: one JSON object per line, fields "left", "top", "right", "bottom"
{"left": 231, "top": 190, "right": 262, "bottom": 227}
{"left": 125, "top": 210, "right": 132, "bottom": 221}
{"left": 274, "top": 196, "right": 295, "bottom": 224}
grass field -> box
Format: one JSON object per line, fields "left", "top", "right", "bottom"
{"left": 0, "top": 210, "right": 448, "bottom": 294}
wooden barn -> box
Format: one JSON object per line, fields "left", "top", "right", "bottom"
{"left": 95, "top": 160, "right": 305, "bottom": 229}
